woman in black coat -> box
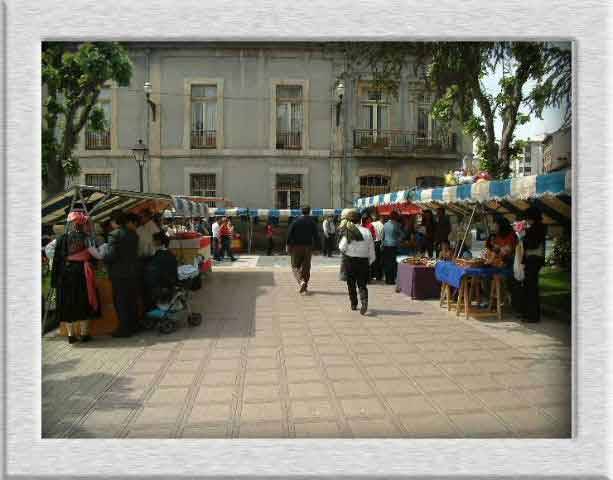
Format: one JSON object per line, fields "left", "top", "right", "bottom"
{"left": 520, "top": 207, "right": 546, "bottom": 322}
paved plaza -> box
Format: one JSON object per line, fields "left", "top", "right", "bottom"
{"left": 42, "top": 256, "right": 571, "bottom": 438}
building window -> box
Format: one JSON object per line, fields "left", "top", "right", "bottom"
{"left": 275, "top": 174, "right": 302, "bottom": 209}
{"left": 191, "top": 85, "right": 217, "bottom": 148}
{"left": 85, "top": 88, "right": 111, "bottom": 150}
{"left": 417, "top": 93, "right": 436, "bottom": 140}
{"left": 190, "top": 174, "right": 216, "bottom": 207}
{"left": 85, "top": 173, "right": 112, "bottom": 190}
{"left": 276, "top": 85, "right": 303, "bottom": 150}
{"left": 360, "top": 175, "right": 390, "bottom": 197}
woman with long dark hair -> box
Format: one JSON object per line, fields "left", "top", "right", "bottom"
{"left": 519, "top": 207, "right": 546, "bottom": 322}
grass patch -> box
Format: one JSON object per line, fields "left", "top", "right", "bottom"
{"left": 539, "top": 266, "right": 571, "bottom": 318}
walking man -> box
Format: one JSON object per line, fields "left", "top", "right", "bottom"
{"left": 371, "top": 214, "right": 384, "bottom": 281}
{"left": 381, "top": 212, "right": 404, "bottom": 284}
{"left": 286, "top": 205, "right": 320, "bottom": 294}
{"left": 338, "top": 209, "right": 375, "bottom": 315}
{"left": 322, "top": 215, "right": 336, "bottom": 257}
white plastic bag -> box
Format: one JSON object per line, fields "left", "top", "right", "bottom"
{"left": 513, "top": 240, "right": 525, "bottom": 282}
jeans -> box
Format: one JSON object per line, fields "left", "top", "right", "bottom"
{"left": 220, "top": 236, "right": 235, "bottom": 260}
{"left": 382, "top": 246, "right": 398, "bottom": 284}
{"left": 111, "top": 276, "right": 139, "bottom": 335}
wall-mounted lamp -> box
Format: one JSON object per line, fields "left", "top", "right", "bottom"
{"left": 144, "top": 81, "right": 157, "bottom": 122}
{"left": 335, "top": 81, "right": 345, "bottom": 127}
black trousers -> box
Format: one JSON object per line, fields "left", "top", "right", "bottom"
{"left": 521, "top": 256, "right": 544, "bottom": 322}
{"left": 343, "top": 255, "right": 369, "bottom": 307}
{"left": 220, "top": 237, "right": 235, "bottom": 260}
{"left": 324, "top": 236, "right": 335, "bottom": 256}
{"left": 267, "top": 237, "right": 274, "bottom": 255}
{"left": 382, "top": 246, "right": 398, "bottom": 284}
{"left": 372, "top": 241, "right": 383, "bottom": 280}
{"left": 111, "top": 276, "right": 140, "bottom": 335}
{"left": 213, "top": 237, "right": 221, "bottom": 260}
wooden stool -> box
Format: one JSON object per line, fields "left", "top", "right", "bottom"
{"left": 440, "top": 282, "right": 453, "bottom": 311}
{"left": 488, "top": 275, "right": 504, "bottom": 321}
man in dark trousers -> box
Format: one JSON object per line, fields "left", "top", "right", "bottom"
{"left": 286, "top": 205, "right": 320, "bottom": 294}
{"left": 104, "top": 211, "right": 141, "bottom": 337}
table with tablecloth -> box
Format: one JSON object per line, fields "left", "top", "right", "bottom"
{"left": 396, "top": 263, "right": 440, "bottom": 300}
{"left": 435, "top": 261, "right": 512, "bottom": 320}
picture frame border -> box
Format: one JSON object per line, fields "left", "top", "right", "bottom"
{"left": 2, "top": 0, "right": 608, "bottom": 477}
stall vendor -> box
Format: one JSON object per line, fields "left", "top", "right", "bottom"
{"left": 518, "top": 207, "right": 546, "bottom": 323}
{"left": 51, "top": 207, "right": 100, "bottom": 344}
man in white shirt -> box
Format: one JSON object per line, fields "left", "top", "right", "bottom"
{"left": 338, "top": 209, "right": 376, "bottom": 315}
{"left": 370, "top": 214, "right": 385, "bottom": 281}
{"left": 211, "top": 217, "right": 221, "bottom": 261}
{"left": 322, "top": 215, "right": 337, "bottom": 257}
{"left": 136, "top": 210, "right": 161, "bottom": 258}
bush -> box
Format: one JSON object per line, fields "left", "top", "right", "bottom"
{"left": 546, "top": 232, "right": 571, "bottom": 271}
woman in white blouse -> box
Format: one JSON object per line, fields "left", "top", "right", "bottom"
{"left": 338, "top": 209, "right": 376, "bottom": 315}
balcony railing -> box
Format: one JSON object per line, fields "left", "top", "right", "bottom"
{"left": 353, "top": 129, "right": 457, "bottom": 153}
{"left": 191, "top": 130, "right": 217, "bottom": 149}
{"left": 276, "top": 131, "right": 302, "bottom": 150}
{"left": 85, "top": 130, "right": 111, "bottom": 150}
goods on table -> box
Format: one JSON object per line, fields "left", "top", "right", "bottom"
{"left": 402, "top": 256, "right": 437, "bottom": 267}
{"left": 454, "top": 258, "right": 485, "bottom": 268}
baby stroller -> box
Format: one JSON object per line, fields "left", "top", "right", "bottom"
{"left": 142, "top": 265, "right": 202, "bottom": 334}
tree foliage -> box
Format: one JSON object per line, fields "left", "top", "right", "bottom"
{"left": 42, "top": 42, "right": 132, "bottom": 195}
{"left": 335, "top": 41, "right": 571, "bottom": 179}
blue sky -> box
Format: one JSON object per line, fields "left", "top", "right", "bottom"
{"left": 480, "top": 65, "right": 568, "bottom": 141}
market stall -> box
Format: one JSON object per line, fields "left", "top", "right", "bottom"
{"left": 353, "top": 170, "right": 572, "bottom": 320}
{"left": 396, "top": 258, "right": 440, "bottom": 300}
{"left": 42, "top": 185, "right": 211, "bottom": 336}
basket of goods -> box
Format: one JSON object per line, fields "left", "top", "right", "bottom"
{"left": 481, "top": 249, "right": 505, "bottom": 268}
{"left": 454, "top": 258, "right": 485, "bottom": 268}
{"left": 423, "top": 258, "right": 437, "bottom": 267}
{"left": 402, "top": 256, "right": 424, "bottom": 265}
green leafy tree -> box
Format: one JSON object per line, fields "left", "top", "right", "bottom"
{"left": 42, "top": 42, "right": 132, "bottom": 195}
{"left": 335, "top": 41, "right": 571, "bottom": 179}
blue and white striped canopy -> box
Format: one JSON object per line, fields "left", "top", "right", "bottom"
{"left": 208, "top": 208, "right": 343, "bottom": 220}
{"left": 355, "top": 170, "right": 571, "bottom": 208}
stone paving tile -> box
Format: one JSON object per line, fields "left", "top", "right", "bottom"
{"left": 339, "top": 397, "right": 387, "bottom": 419}
{"left": 291, "top": 399, "right": 337, "bottom": 420}
{"left": 449, "top": 412, "right": 511, "bottom": 437}
{"left": 294, "top": 420, "right": 341, "bottom": 437}
{"left": 43, "top": 268, "right": 571, "bottom": 439}
{"left": 287, "top": 382, "right": 329, "bottom": 399}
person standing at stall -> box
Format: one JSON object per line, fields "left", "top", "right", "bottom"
{"left": 322, "top": 215, "right": 336, "bottom": 257}
{"left": 104, "top": 211, "right": 141, "bottom": 337}
{"left": 286, "top": 205, "right": 320, "bottom": 294}
{"left": 211, "top": 217, "right": 221, "bottom": 261}
{"left": 338, "top": 209, "right": 376, "bottom": 315}
{"left": 381, "top": 212, "right": 404, "bottom": 284}
{"left": 370, "top": 214, "right": 384, "bottom": 281}
{"left": 434, "top": 207, "right": 451, "bottom": 258}
{"left": 519, "top": 207, "right": 546, "bottom": 322}
{"left": 51, "top": 207, "right": 100, "bottom": 343}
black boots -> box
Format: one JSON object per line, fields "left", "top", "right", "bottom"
{"left": 359, "top": 288, "right": 368, "bottom": 315}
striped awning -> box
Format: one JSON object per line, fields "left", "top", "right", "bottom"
{"left": 41, "top": 185, "right": 208, "bottom": 225}
{"left": 353, "top": 170, "right": 572, "bottom": 225}
{"left": 208, "top": 208, "right": 344, "bottom": 220}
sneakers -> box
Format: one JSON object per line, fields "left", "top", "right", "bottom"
{"left": 360, "top": 302, "right": 368, "bottom": 315}
{"left": 299, "top": 281, "right": 308, "bottom": 294}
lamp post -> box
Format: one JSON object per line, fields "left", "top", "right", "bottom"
{"left": 335, "top": 81, "right": 345, "bottom": 126}
{"left": 131, "top": 139, "right": 148, "bottom": 192}
{"left": 144, "top": 81, "right": 156, "bottom": 122}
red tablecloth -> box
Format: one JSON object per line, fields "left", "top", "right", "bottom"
{"left": 396, "top": 263, "right": 441, "bottom": 300}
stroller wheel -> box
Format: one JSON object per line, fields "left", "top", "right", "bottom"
{"left": 188, "top": 313, "right": 202, "bottom": 326}
{"left": 159, "top": 319, "right": 177, "bottom": 334}
{"left": 141, "top": 315, "right": 156, "bottom": 330}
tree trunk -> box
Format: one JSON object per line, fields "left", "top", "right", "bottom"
{"left": 46, "top": 156, "right": 66, "bottom": 196}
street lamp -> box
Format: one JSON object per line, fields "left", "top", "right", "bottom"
{"left": 131, "top": 139, "right": 148, "bottom": 192}
{"left": 335, "top": 81, "right": 345, "bottom": 126}
{"left": 144, "top": 81, "right": 157, "bottom": 122}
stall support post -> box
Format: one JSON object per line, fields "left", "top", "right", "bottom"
{"left": 455, "top": 205, "right": 477, "bottom": 259}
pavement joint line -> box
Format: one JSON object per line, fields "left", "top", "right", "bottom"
{"left": 116, "top": 340, "right": 184, "bottom": 438}
{"left": 175, "top": 322, "right": 226, "bottom": 438}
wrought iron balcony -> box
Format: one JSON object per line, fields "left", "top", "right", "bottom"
{"left": 276, "top": 131, "right": 302, "bottom": 150}
{"left": 85, "top": 130, "right": 111, "bottom": 150}
{"left": 353, "top": 129, "right": 458, "bottom": 153}
{"left": 191, "top": 130, "right": 217, "bottom": 149}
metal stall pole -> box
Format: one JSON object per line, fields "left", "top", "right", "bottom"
{"left": 455, "top": 205, "right": 477, "bottom": 259}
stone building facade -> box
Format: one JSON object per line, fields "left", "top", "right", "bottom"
{"left": 68, "top": 43, "right": 472, "bottom": 208}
